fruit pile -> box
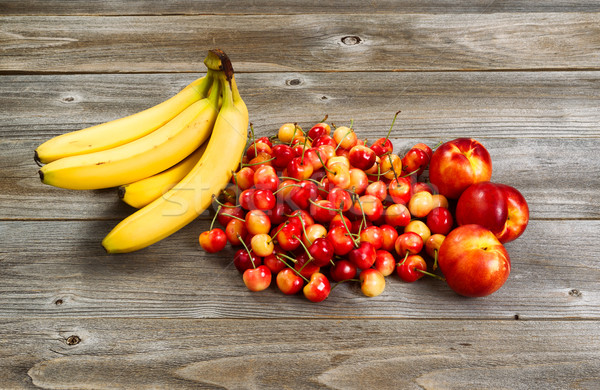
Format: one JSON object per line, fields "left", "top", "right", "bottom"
{"left": 200, "top": 116, "right": 529, "bottom": 301}
{"left": 34, "top": 50, "right": 249, "bottom": 253}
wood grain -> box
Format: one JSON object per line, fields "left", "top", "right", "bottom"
{"left": 0, "top": 318, "right": 597, "bottom": 389}
{"left": 2, "top": 14, "right": 599, "bottom": 73}
{"left": 0, "top": 219, "right": 598, "bottom": 320}
{"left": 3, "top": 72, "right": 599, "bottom": 139}
{"left": 2, "top": 0, "right": 600, "bottom": 15}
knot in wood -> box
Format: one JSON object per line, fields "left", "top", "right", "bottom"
{"left": 341, "top": 35, "right": 362, "bottom": 45}
{"left": 286, "top": 78, "right": 302, "bottom": 86}
{"left": 66, "top": 335, "right": 81, "bottom": 345}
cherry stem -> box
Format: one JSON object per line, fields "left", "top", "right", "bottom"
{"left": 292, "top": 234, "right": 312, "bottom": 260}
{"left": 212, "top": 194, "right": 241, "bottom": 209}
{"left": 316, "top": 152, "right": 335, "bottom": 174}
{"left": 397, "top": 252, "right": 410, "bottom": 266}
{"left": 338, "top": 209, "right": 360, "bottom": 247}
{"left": 387, "top": 153, "right": 400, "bottom": 182}
{"left": 433, "top": 249, "right": 439, "bottom": 271}
{"left": 432, "top": 140, "right": 444, "bottom": 150}
{"left": 308, "top": 198, "right": 341, "bottom": 212}
{"left": 401, "top": 167, "right": 420, "bottom": 178}
{"left": 300, "top": 135, "right": 309, "bottom": 165}
{"left": 241, "top": 156, "right": 276, "bottom": 167}
{"left": 330, "top": 278, "right": 360, "bottom": 292}
{"left": 221, "top": 213, "right": 245, "bottom": 222}
{"left": 275, "top": 254, "right": 310, "bottom": 283}
{"left": 268, "top": 221, "right": 289, "bottom": 244}
{"left": 249, "top": 123, "right": 257, "bottom": 158}
{"left": 237, "top": 234, "right": 256, "bottom": 268}
{"left": 209, "top": 204, "right": 221, "bottom": 231}
{"left": 354, "top": 194, "right": 368, "bottom": 237}
{"left": 320, "top": 114, "right": 329, "bottom": 123}
{"left": 334, "top": 125, "right": 354, "bottom": 152}
{"left": 416, "top": 268, "right": 446, "bottom": 282}
{"left": 273, "top": 183, "right": 301, "bottom": 195}
{"left": 384, "top": 110, "right": 401, "bottom": 142}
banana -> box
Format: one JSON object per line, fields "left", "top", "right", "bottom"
{"left": 34, "top": 75, "right": 213, "bottom": 164}
{"left": 118, "top": 142, "right": 208, "bottom": 209}
{"left": 102, "top": 53, "right": 248, "bottom": 253}
{"left": 39, "top": 76, "right": 220, "bottom": 190}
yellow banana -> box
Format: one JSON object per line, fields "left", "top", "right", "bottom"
{"left": 34, "top": 75, "right": 213, "bottom": 164}
{"left": 39, "top": 77, "right": 220, "bottom": 190}
{"left": 118, "top": 142, "right": 208, "bottom": 209}
{"left": 102, "top": 56, "right": 248, "bottom": 253}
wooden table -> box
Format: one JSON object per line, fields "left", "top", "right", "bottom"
{"left": 2, "top": 2, "right": 600, "bottom": 388}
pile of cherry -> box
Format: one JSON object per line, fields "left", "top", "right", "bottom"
{"left": 199, "top": 115, "right": 529, "bottom": 302}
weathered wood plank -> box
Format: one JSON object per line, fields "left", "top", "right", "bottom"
{"left": 1, "top": 14, "right": 599, "bottom": 72}
{"left": 2, "top": 0, "right": 600, "bottom": 15}
{"left": 3, "top": 72, "right": 599, "bottom": 140}
{"left": 0, "top": 219, "right": 597, "bottom": 319}
{"left": 2, "top": 137, "right": 598, "bottom": 220}
{"left": 1, "top": 318, "right": 599, "bottom": 389}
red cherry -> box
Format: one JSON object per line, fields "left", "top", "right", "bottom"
{"left": 294, "top": 252, "right": 320, "bottom": 279}
{"left": 359, "top": 225, "right": 383, "bottom": 250}
{"left": 365, "top": 180, "right": 388, "bottom": 202}
{"left": 384, "top": 203, "right": 411, "bottom": 228}
{"left": 426, "top": 207, "right": 454, "bottom": 235}
{"left": 348, "top": 144, "right": 376, "bottom": 170}
{"left": 287, "top": 156, "right": 314, "bottom": 180}
{"left": 396, "top": 254, "right": 427, "bottom": 283}
{"left": 309, "top": 199, "right": 337, "bottom": 223}
{"left": 276, "top": 268, "right": 304, "bottom": 295}
{"left": 379, "top": 224, "right": 399, "bottom": 252}
{"left": 264, "top": 249, "right": 287, "bottom": 274}
{"left": 265, "top": 202, "right": 291, "bottom": 226}
{"left": 330, "top": 260, "right": 357, "bottom": 282}
{"left": 232, "top": 167, "right": 255, "bottom": 190}
{"left": 327, "top": 226, "right": 356, "bottom": 256}
{"left": 303, "top": 272, "right": 331, "bottom": 303}
{"left": 402, "top": 147, "right": 429, "bottom": 176}
{"left": 216, "top": 202, "right": 244, "bottom": 227}
{"left": 289, "top": 180, "right": 319, "bottom": 210}
{"left": 370, "top": 137, "right": 393, "bottom": 156}
{"left": 308, "top": 237, "right": 335, "bottom": 267}
{"left": 233, "top": 249, "right": 261, "bottom": 273}
{"left": 245, "top": 141, "right": 272, "bottom": 161}
{"left": 239, "top": 188, "right": 256, "bottom": 210}
{"left": 243, "top": 265, "right": 272, "bottom": 292}
{"left": 312, "top": 134, "right": 337, "bottom": 148}
{"left": 271, "top": 144, "right": 294, "bottom": 169}
{"left": 275, "top": 222, "right": 302, "bottom": 251}
{"left": 254, "top": 165, "right": 279, "bottom": 192}
{"left": 307, "top": 122, "right": 331, "bottom": 140}
{"left": 374, "top": 249, "right": 396, "bottom": 276}
{"left": 198, "top": 228, "right": 227, "bottom": 253}
{"left": 225, "top": 219, "right": 248, "bottom": 246}
{"left": 252, "top": 189, "right": 276, "bottom": 211}
{"left": 327, "top": 187, "right": 352, "bottom": 212}
{"left": 348, "top": 241, "right": 377, "bottom": 269}
{"left": 350, "top": 195, "right": 383, "bottom": 222}
{"left": 388, "top": 177, "right": 413, "bottom": 205}
{"left": 394, "top": 232, "right": 424, "bottom": 257}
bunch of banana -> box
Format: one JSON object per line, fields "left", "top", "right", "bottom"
{"left": 36, "top": 50, "right": 249, "bottom": 253}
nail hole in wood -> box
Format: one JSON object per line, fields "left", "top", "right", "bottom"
{"left": 54, "top": 299, "right": 63, "bottom": 305}
{"left": 341, "top": 35, "right": 362, "bottom": 45}
{"left": 569, "top": 289, "right": 582, "bottom": 297}
{"left": 62, "top": 96, "right": 75, "bottom": 102}
{"left": 514, "top": 314, "right": 520, "bottom": 320}
{"left": 321, "top": 96, "right": 328, "bottom": 100}
{"left": 66, "top": 335, "right": 81, "bottom": 345}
